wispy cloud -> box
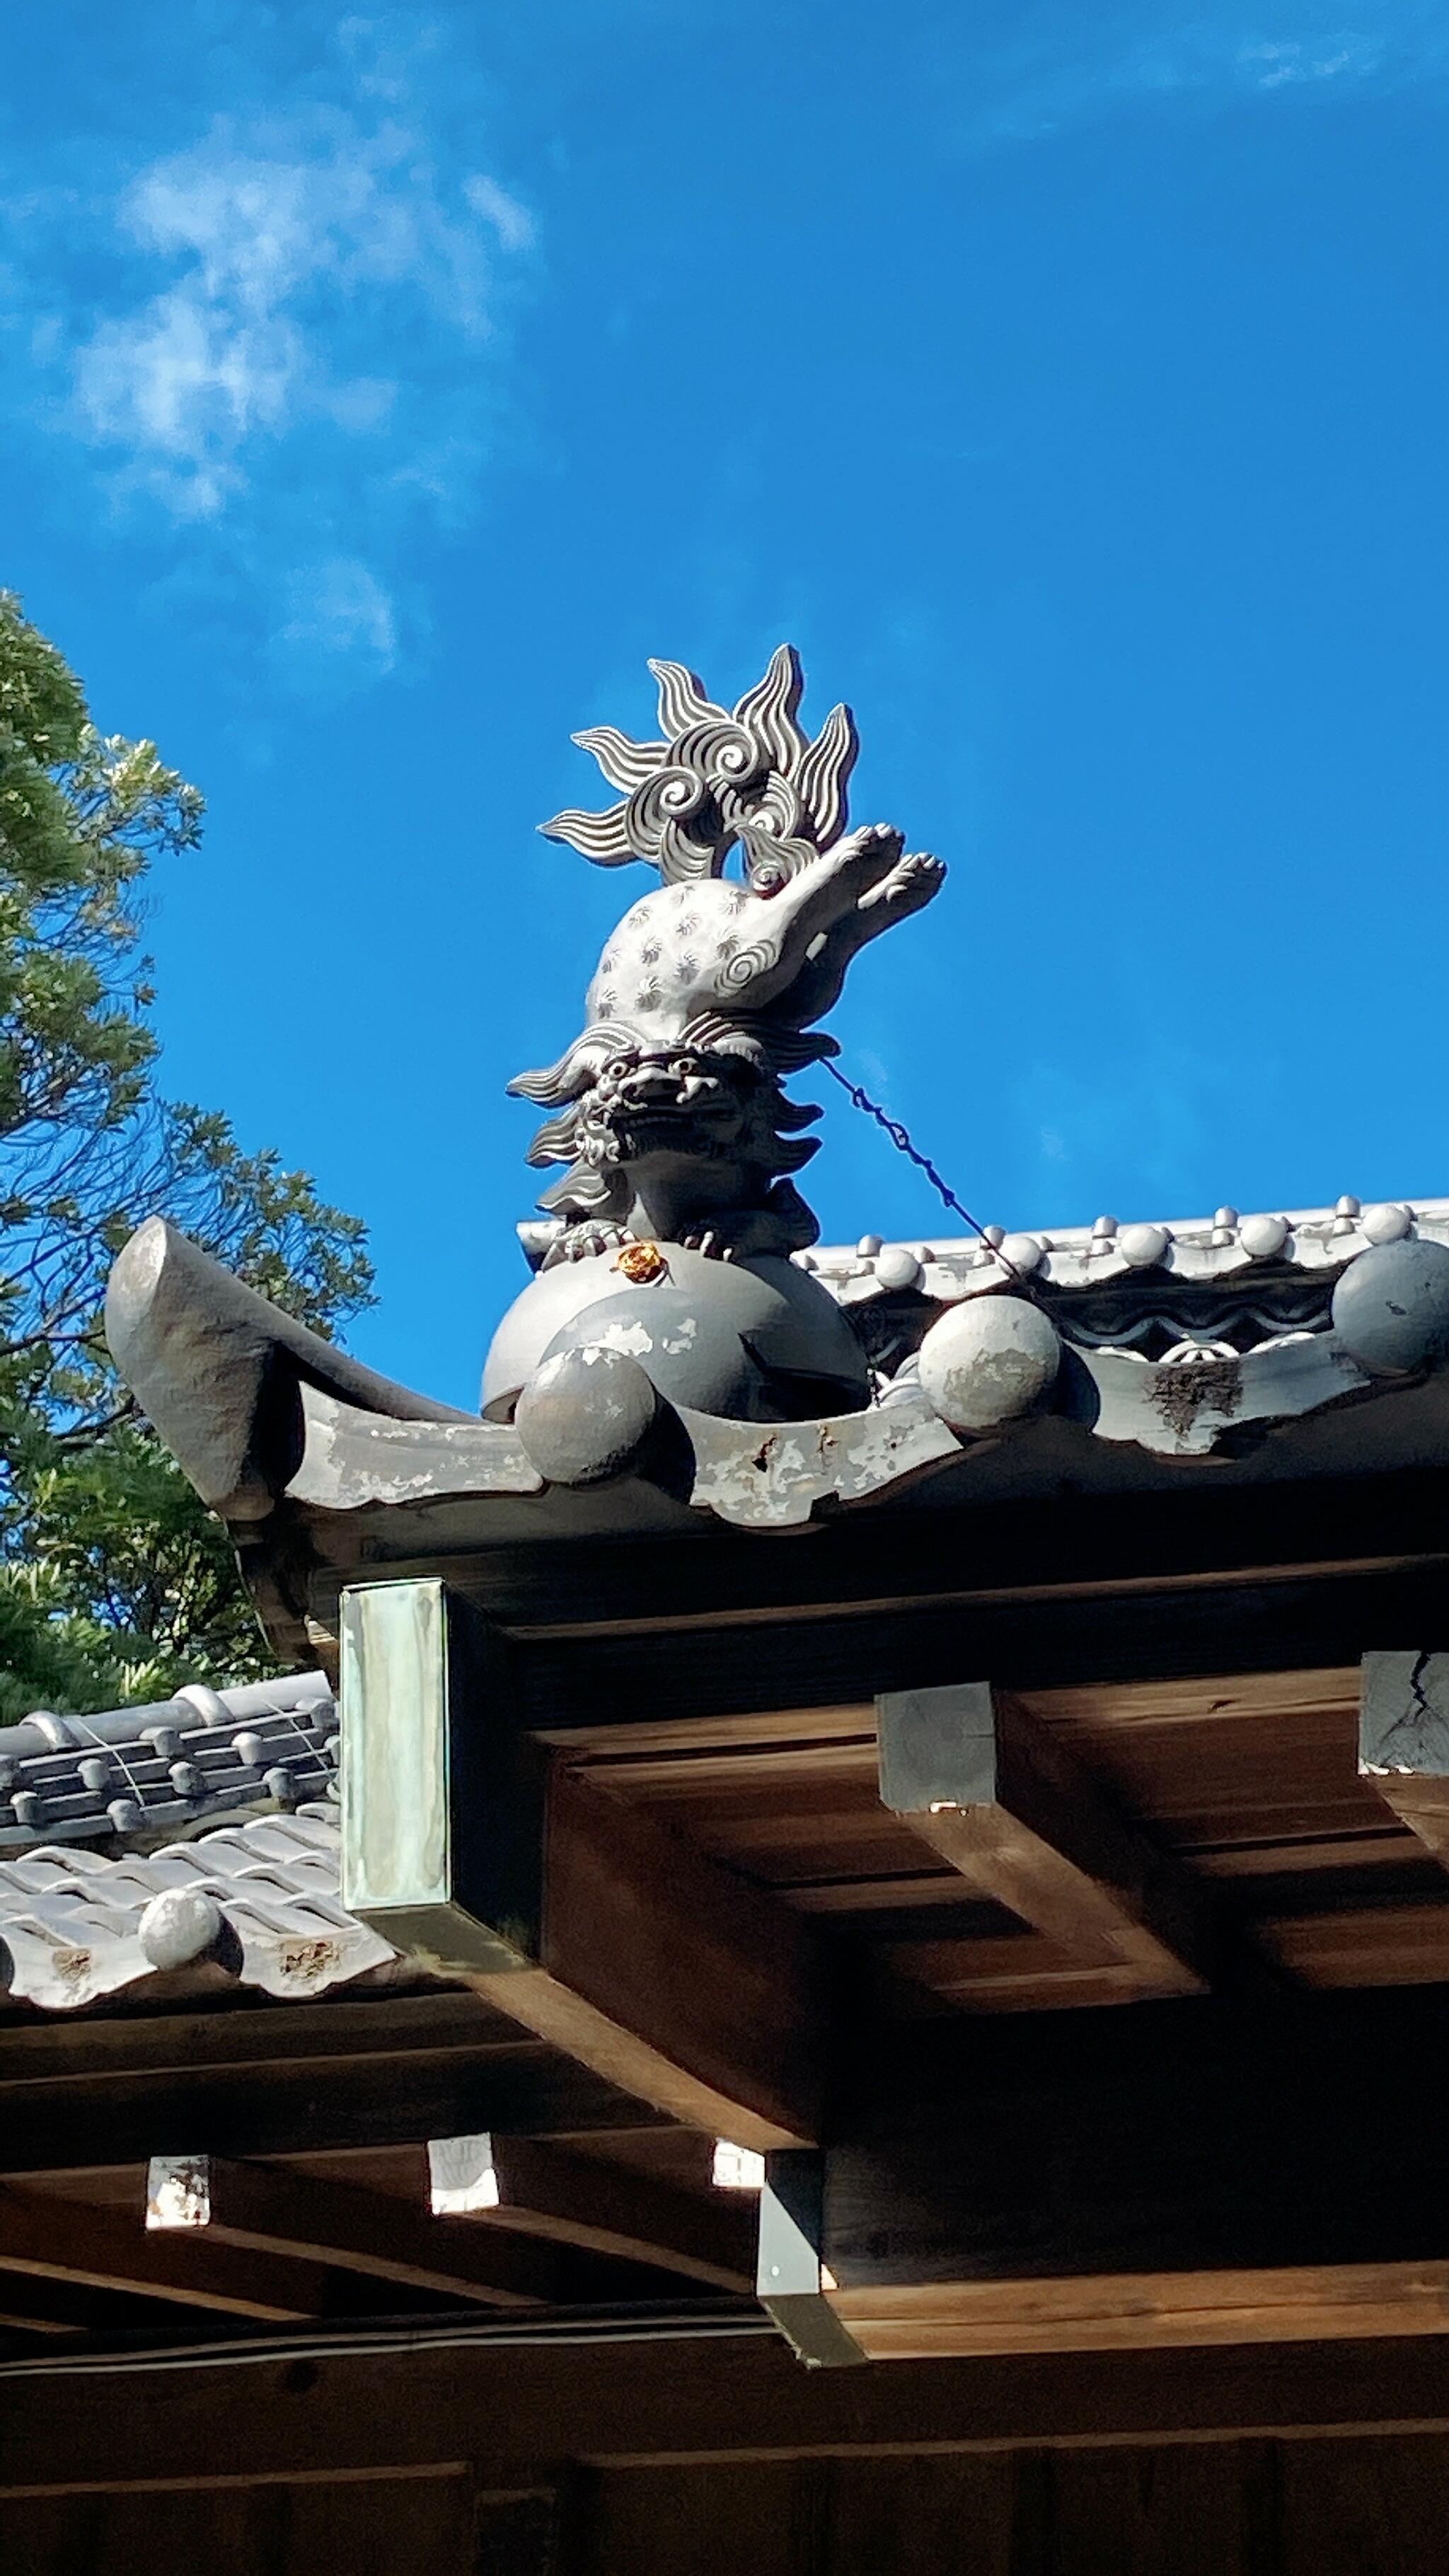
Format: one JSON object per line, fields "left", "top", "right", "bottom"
{"left": 71, "top": 112, "right": 531, "bottom": 521}
{"left": 1007, "top": 1036, "right": 1294, "bottom": 1224}
{"left": 271, "top": 553, "right": 400, "bottom": 683}
{"left": 961, "top": 0, "right": 1449, "bottom": 146}
{"left": 1, "top": 24, "right": 536, "bottom": 689}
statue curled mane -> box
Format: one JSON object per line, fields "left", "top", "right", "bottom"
{"left": 510, "top": 647, "right": 944, "bottom": 1264}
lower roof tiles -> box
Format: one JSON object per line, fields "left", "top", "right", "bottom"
{"left": 0, "top": 1808, "right": 395, "bottom": 2011}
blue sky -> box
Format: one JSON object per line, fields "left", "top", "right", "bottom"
{"left": 4, "top": 1, "right": 1449, "bottom": 1403}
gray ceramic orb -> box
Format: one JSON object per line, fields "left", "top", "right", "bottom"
{"left": 515, "top": 1343, "right": 659, "bottom": 1485}
{"left": 1119, "top": 1223, "right": 1170, "bottom": 1269}
{"left": 1332, "top": 1238, "right": 1449, "bottom": 1377}
{"left": 1362, "top": 1202, "right": 1413, "bottom": 1245}
{"left": 531, "top": 1252, "right": 872, "bottom": 1423}
{"left": 872, "top": 1245, "right": 922, "bottom": 1291}
{"left": 1240, "top": 1213, "right": 1289, "bottom": 1261}
{"left": 483, "top": 1252, "right": 635, "bottom": 1419}
{"left": 918, "top": 1294, "right": 1063, "bottom": 1434}
{"left": 1000, "top": 1233, "right": 1045, "bottom": 1276}
{"left": 139, "top": 1886, "right": 224, "bottom": 1971}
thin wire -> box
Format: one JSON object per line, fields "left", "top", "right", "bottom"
{"left": 64, "top": 1714, "right": 152, "bottom": 1828}
{"left": 0, "top": 2306, "right": 775, "bottom": 2380}
{"left": 822, "top": 1061, "right": 1037, "bottom": 1294}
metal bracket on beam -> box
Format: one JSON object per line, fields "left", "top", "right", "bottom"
{"left": 340, "top": 1578, "right": 825, "bottom": 2146}
{"left": 340, "top": 1578, "right": 542, "bottom": 1975}
{"left": 877, "top": 1679, "right": 1213, "bottom": 1994}
{"left": 1360, "top": 1652, "right": 1449, "bottom": 1861}
{"left": 756, "top": 2153, "right": 865, "bottom": 2369}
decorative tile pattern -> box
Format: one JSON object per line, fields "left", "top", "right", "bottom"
{"left": 0, "top": 1675, "right": 337, "bottom": 1852}
{"left": 802, "top": 1196, "right": 1436, "bottom": 1309}
{"left": 0, "top": 1808, "right": 396, "bottom": 2011}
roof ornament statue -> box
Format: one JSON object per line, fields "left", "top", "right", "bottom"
{"left": 483, "top": 647, "right": 945, "bottom": 1424}
{"left": 509, "top": 645, "right": 945, "bottom": 1268}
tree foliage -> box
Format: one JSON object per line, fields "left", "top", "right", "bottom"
{"left": 0, "top": 591, "right": 372, "bottom": 1720}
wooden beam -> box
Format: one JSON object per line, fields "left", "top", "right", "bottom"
{"left": 0, "top": 1992, "right": 521, "bottom": 2086}
{"left": 0, "top": 2185, "right": 327, "bottom": 2319}
{"left": 146, "top": 2156, "right": 559, "bottom": 2308}
{"left": 0, "top": 2047, "right": 666, "bottom": 2179}
{"left": 516, "top": 1560, "right": 1449, "bottom": 1729}
{"left": 876, "top": 1681, "right": 1213, "bottom": 1995}
{"left": 313, "top": 1466, "right": 1449, "bottom": 1639}
{"left": 21, "top": 2322, "right": 1449, "bottom": 2493}
{"left": 829, "top": 2262, "right": 1449, "bottom": 2359}
{"left": 538, "top": 1665, "right": 1366, "bottom": 1761}
{"left": 817, "top": 1986, "right": 1449, "bottom": 2360}
{"left": 341, "top": 1581, "right": 829, "bottom": 2147}
{"left": 1361, "top": 1651, "right": 1449, "bottom": 1860}
{"left": 426, "top": 2133, "right": 754, "bottom": 2291}
{"left": 498, "top": 1764, "right": 826, "bottom": 2147}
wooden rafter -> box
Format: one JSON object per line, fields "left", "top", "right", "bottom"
{"left": 145, "top": 2156, "right": 560, "bottom": 2307}
{"left": 0, "top": 2275, "right": 168, "bottom": 2339}
{"left": 876, "top": 1681, "right": 1214, "bottom": 1994}
{"left": 0, "top": 2056, "right": 664, "bottom": 2181}
{"left": 0, "top": 2185, "right": 326, "bottom": 2320}
{"left": 427, "top": 2132, "right": 755, "bottom": 2291}
{"left": 0, "top": 1991, "right": 521, "bottom": 2084}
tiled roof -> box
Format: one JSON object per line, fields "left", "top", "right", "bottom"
{"left": 0, "top": 1673, "right": 337, "bottom": 1852}
{"left": 0, "top": 1808, "right": 394, "bottom": 2011}
{"left": 0, "top": 1675, "right": 387, "bottom": 2014}
{"left": 803, "top": 1194, "right": 1438, "bottom": 1307}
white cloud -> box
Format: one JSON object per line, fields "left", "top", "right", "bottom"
{"left": 75, "top": 286, "right": 296, "bottom": 516}
{"left": 68, "top": 115, "right": 532, "bottom": 521}
{"left": 1236, "top": 37, "right": 1380, "bottom": 83}
{"left": 463, "top": 175, "right": 536, "bottom": 256}
{"left": 0, "top": 28, "right": 536, "bottom": 691}
{"left": 962, "top": 1, "right": 1449, "bottom": 145}
{"left": 272, "top": 554, "right": 399, "bottom": 678}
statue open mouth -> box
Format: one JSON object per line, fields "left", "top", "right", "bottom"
{"left": 588, "top": 1051, "right": 752, "bottom": 1165}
